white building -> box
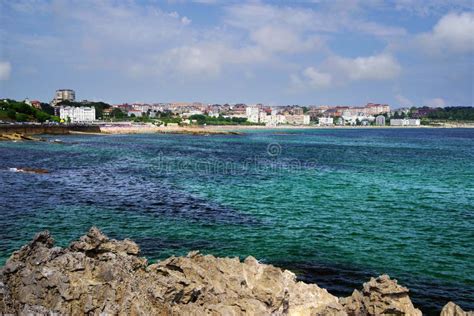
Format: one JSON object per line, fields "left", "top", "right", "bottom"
{"left": 52, "top": 89, "right": 75, "bottom": 106}
{"left": 318, "top": 117, "right": 334, "bottom": 126}
{"left": 132, "top": 104, "right": 151, "bottom": 113}
{"left": 207, "top": 111, "right": 220, "bottom": 118}
{"left": 60, "top": 106, "right": 95, "bottom": 123}
{"left": 246, "top": 106, "right": 260, "bottom": 123}
{"left": 390, "top": 118, "right": 420, "bottom": 126}
{"left": 259, "top": 113, "right": 287, "bottom": 126}
{"left": 285, "top": 114, "right": 310, "bottom": 125}
{"left": 375, "top": 115, "right": 386, "bottom": 126}
{"left": 181, "top": 109, "right": 204, "bottom": 118}
{"left": 127, "top": 110, "right": 143, "bottom": 117}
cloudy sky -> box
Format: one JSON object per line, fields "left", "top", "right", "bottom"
{"left": 0, "top": 0, "right": 473, "bottom": 107}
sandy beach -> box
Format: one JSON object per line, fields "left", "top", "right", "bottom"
{"left": 98, "top": 122, "right": 474, "bottom": 135}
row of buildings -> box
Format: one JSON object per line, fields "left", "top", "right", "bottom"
{"left": 48, "top": 89, "right": 419, "bottom": 126}
{"left": 245, "top": 106, "right": 310, "bottom": 126}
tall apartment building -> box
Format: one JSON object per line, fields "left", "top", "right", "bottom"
{"left": 246, "top": 106, "right": 260, "bottom": 123}
{"left": 51, "top": 89, "right": 75, "bottom": 106}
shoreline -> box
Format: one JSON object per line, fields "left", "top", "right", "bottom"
{"left": 99, "top": 123, "right": 474, "bottom": 135}
{"left": 1, "top": 123, "right": 474, "bottom": 140}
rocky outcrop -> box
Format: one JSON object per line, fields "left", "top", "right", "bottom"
{"left": 0, "top": 227, "right": 342, "bottom": 315}
{"left": 440, "top": 302, "right": 474, "bottom": 316}
{"left": 8, "top": 167, "right": 49, "bottom": 174}
{"left": 0, "top": 132, "right": 48, "bottom": 142}
{"left": 340, "top": 274, "right": 422, "bottom": 315}
{"left": 1, "top": 228, "right": 469, "bottom": 315}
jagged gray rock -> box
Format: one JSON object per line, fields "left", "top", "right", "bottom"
{"left": 4, "top": 228, "right": 466, "bottom": 315}
{"left": 338, "top": 274, "right": 422, "bottom": 316}
{"left": 0, "top": 227, "right": 342, "bottom": 315}
{"left": 440, "top": 302, "right": 474, "bottom": 316}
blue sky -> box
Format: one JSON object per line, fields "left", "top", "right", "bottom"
{"left": 0, "top": 0, "right": 473, "bottom": 107}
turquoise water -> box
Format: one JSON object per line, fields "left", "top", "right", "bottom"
{"left": 0, "top": 128, "right": 473, "bottom": 313}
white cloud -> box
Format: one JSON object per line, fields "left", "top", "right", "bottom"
{"left": 425, "top": 97, "right": 446, "bottom": 107}
{"left": 156, "top": 43, "right": 268, "bottom": 77}
{"left": 250, "top": 26, "right": 323, "bottom": 54}
{"left": 290, "top": 67, "right": 332, "bottom": 91}
{"left": 181, "top": 16, "right": 192, "bottom": 25}
{"left": 303, "top": 67, "right": 333, "bottom": 87}
{"left": 418, "top": 12, "right": 474, "bottom": 54}
{"left": 395, "top": 94, "right": 414, "bottom": 106}
{"left": 159, "top": 45, "right": 222, "bottom": 77}
{"left": 327, "top": 54, "right": 401, "bottom": 80}
{"left": 226, "top": 3, "right": 406, "bottom": 39}
{"left": 5, "top": 0, "right": 410, "bottom": 82}
{"left": 0, "top": 61, "right": 11, "bottom": 80}
{"left": 290, "top": 53, "right": 400, "bottom": 91}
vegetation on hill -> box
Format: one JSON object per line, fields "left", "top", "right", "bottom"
{"left": 188, "top": 114, "right": 254, "bottom": 125}
{"left": 425, "top": 107, "right": 474, "bottom": 121}
{"left": 0, "top": 99, "right": 59, "bottom": 123}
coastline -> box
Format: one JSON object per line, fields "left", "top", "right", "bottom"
{"left": 1, "top": 122, "right": 474, "bottom": 140}
{"left": 98, "top": 123, "right": 474, "bottom": 135}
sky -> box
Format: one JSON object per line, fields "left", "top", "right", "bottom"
{"left": 0, "top": 0, "right": 473, "bottom": 107}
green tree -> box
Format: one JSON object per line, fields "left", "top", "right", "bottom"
{"left": 15, "top": 113, "right": 29, "bottom": 122}
{"left": 111, "top": 108, "right": 125, "bottom": 119}
{"left": 7, "top": 109, "right": 16, "bottom": 120}
{"left": 40, "top": 103, "right": 55, "bottom": 115}
{"left": 35, "top": 111, "right": 50, "bottom": 122}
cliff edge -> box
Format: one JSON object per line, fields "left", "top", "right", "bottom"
{"left": 0, "top": 227, "right": 470, "bottom": 315}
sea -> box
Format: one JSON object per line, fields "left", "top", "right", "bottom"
{"left": 0, "top": 128, "right": 473, "bottom": 314}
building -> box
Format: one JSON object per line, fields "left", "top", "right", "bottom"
{"left": 51, "top": 89, "right": 75, "bottom": 106}
{"left": 285, "top": 114, "right": 310, "bottom": 125}
{"left": 246, "top": 106, "right": 260, "bottom": 123}
{"left": 127, "top": 110, "right": 143, "bottom": 117}
{"left": 102, "top": 108, "right": 113, "bottom": 118}
{"left": 365, "top": 103, "right": 390, "bottom": 115}
{"left": 318, "top": 117, "right": 334, "bottom": 126}
{"left": 375, "top": 115, "right": 386, "bottom": 126}
{"left": 31, "top": 100, "right": 42, "bottom": 109}
{"left": 259, "top": 113, "right": 287, "bottom": 126}
{"left": 390, "top": 118, "right": 420, "bottom": 126}
{"left": 181, "top": 109, "right": 204, "bottom": 118}
{"left": 60, "top": 106, "right": 95, "bottom": 123}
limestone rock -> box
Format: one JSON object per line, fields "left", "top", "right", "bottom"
{"left": 441, "top": 302, "right": 474, "bottom": 316}
{"left": 3, "top": 228, "right": 447, "bottom": 315}
{"left": 340, "top": 274, "right": 422, "bottom": 316}
{"left": 0, "top": 227, "right": 344, "bottom": 315}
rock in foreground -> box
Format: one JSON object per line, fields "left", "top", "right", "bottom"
{"left": 440, "top": 302, "right": 474, "bottom": 316}
{"left": 340, "top": 275, "right": 422, "bottom": 315}
{"left": 0, "top": 228, "right": 468, "bottom": 315}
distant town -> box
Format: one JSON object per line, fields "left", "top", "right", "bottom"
{"left": 1, "top": 88, "right": 473, "bottom": 128}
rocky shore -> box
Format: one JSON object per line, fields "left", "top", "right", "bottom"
{"left": 99, "top": 124, "right": 244, "bottom": 135}
{"left": 0, "top": 132, "right": 45, "bottom": 141}
{"left": 0, "top": 228, "right": 471, "bottom": 315}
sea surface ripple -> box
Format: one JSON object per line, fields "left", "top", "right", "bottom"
{"left": 0, "top": 128, "right": 473, "bottom": 314}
